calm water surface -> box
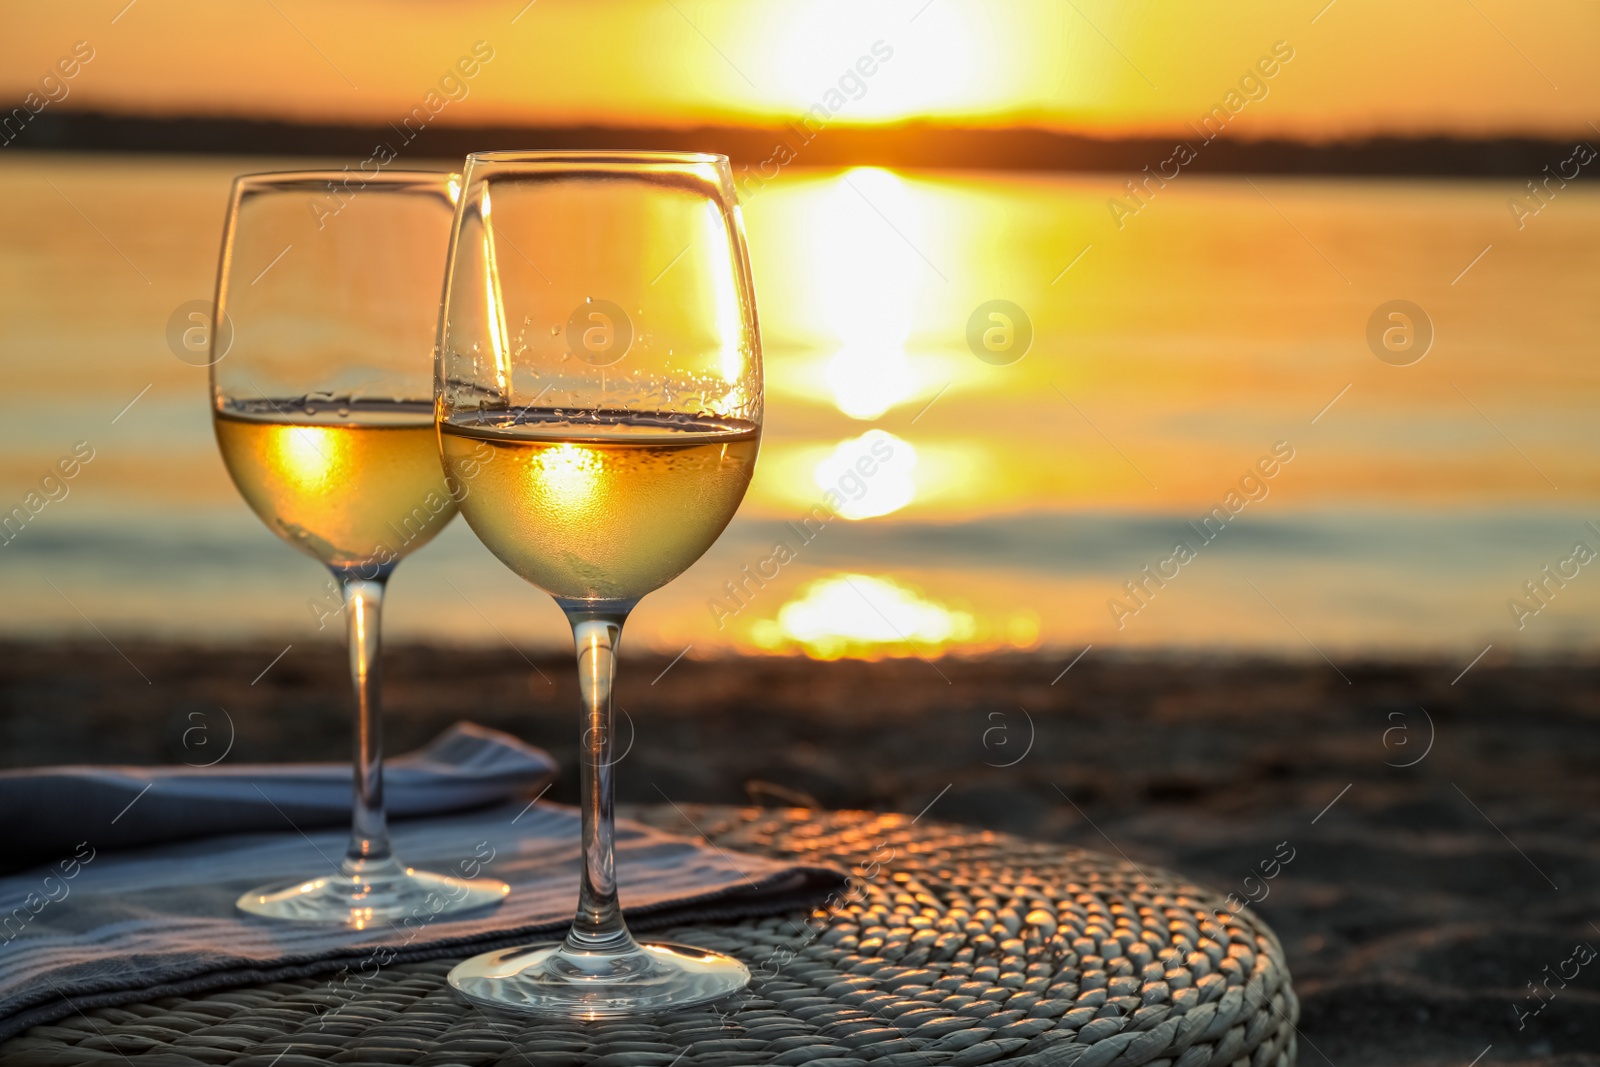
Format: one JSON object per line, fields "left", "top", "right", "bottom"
{"left": 2, "top": 154, "right": 1597, "bottom": 661}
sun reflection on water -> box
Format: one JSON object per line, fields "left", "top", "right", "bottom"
{"left": 813, "top": 168, "right": 922, "bottom": 419}
{"left": 814, "top": 430, "right": 917, "bottom": 520}
{"left": 825, "top": 346, "right": 914, "bottom": 420}
{"left": 748, "top": 573, "right": 1043, "bottom": 659}
{"left": 753, "top": 573, "right": 973, "bottom": 658}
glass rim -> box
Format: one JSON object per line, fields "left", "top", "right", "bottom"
{"left": 464, "top": 150, "right": 728, "bottom": 167}
{"left": 232, "top": 168, "right": 458, "bottom": 189}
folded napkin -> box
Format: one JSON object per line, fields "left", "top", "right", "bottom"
{"left": 0, "top": 800, "right": 843, "bottom": 1041}
{"left": 0, "top": 722, "right": 557, "bottom": 865}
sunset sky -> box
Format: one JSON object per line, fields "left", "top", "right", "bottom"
{"left": 3, "top": 0, "right": 1596, "bottom": 141}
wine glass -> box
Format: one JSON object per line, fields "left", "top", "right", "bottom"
{"left": 211, "top": 170, "right": 509, "bottom": 925}
{"left": 436, "top": 151, "right": 761, "bottom": 1016}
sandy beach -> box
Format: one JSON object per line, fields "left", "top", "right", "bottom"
{"left": 2, "top": 642, "right": 1595, "bottom": 1065}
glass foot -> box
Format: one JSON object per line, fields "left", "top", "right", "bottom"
{"left": 448, "top": 940, "right": 751, "bottom": 1018}
{"left": 236, "top": 856, "right": 509, "bottom": 926}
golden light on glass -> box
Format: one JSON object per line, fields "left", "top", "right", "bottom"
{"left": 441, "top": 418, "right": 759, "bottom": 602}
{"left": 535, "top": 442, "right": 603, "bottom": 511}
{"left": 275, "top": 425, "right": 340, "bottom": 490}
{"left": 213, "top": 406, "right": 456, "bottom": 568}
{"left": 703, "top": 199, "right": 749, "bottom": 387}
{"left": 479, "top": 188, "right": 513, "bottom": 397}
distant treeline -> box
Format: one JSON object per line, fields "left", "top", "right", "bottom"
{"left": 5, "top": 110, "right": 1591, "bottom": 176}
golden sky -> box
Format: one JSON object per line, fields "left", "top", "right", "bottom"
{"left": 2, "top": 0, "right": 1596, "bottom": 140}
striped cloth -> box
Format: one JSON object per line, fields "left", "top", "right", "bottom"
{"left": 0, "top": 736, "right": 842, "bottom": 1040}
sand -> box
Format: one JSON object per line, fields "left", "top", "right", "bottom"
{"left": 2, "top": 642, "right": 1596, "bottom": 1066}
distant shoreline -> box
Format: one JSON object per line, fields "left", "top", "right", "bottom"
{"left": 4, "top": 111, "right": 1592, "bottom": 177}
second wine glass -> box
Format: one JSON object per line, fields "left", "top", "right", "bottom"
{"left": 436, "top": 152, "right": 762, "bottom": 1016}
{"left": 212, "top": 170, "right": 509, "bottom": 925}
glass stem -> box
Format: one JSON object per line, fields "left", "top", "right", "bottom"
{"left": 560, "top": 600, "right": 639, "bottom": 957}
{"left": 334, "top": 567, "right": 394, "bottom": 872}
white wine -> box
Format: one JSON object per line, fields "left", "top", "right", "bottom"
{"left": 439, "top": 410, "right": 759, "bottom": 601}
{"left": 215, "top": 398, "right": 456, "bottom": 568}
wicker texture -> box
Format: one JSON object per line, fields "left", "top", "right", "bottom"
{"left": 3, "top": 806, "right": 1297, "bottom": 1066}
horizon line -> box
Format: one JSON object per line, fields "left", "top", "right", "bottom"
{"left": 4, "top": 111, "right": 1595, "bottom": 176}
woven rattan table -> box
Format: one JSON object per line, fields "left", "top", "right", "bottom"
{"left": 4, "top": 806, "right": 1298, "bottom": 1066}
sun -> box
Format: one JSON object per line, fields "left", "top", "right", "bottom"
{"left": 727, "top": 1, "right": 1040, "bottom": 125}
